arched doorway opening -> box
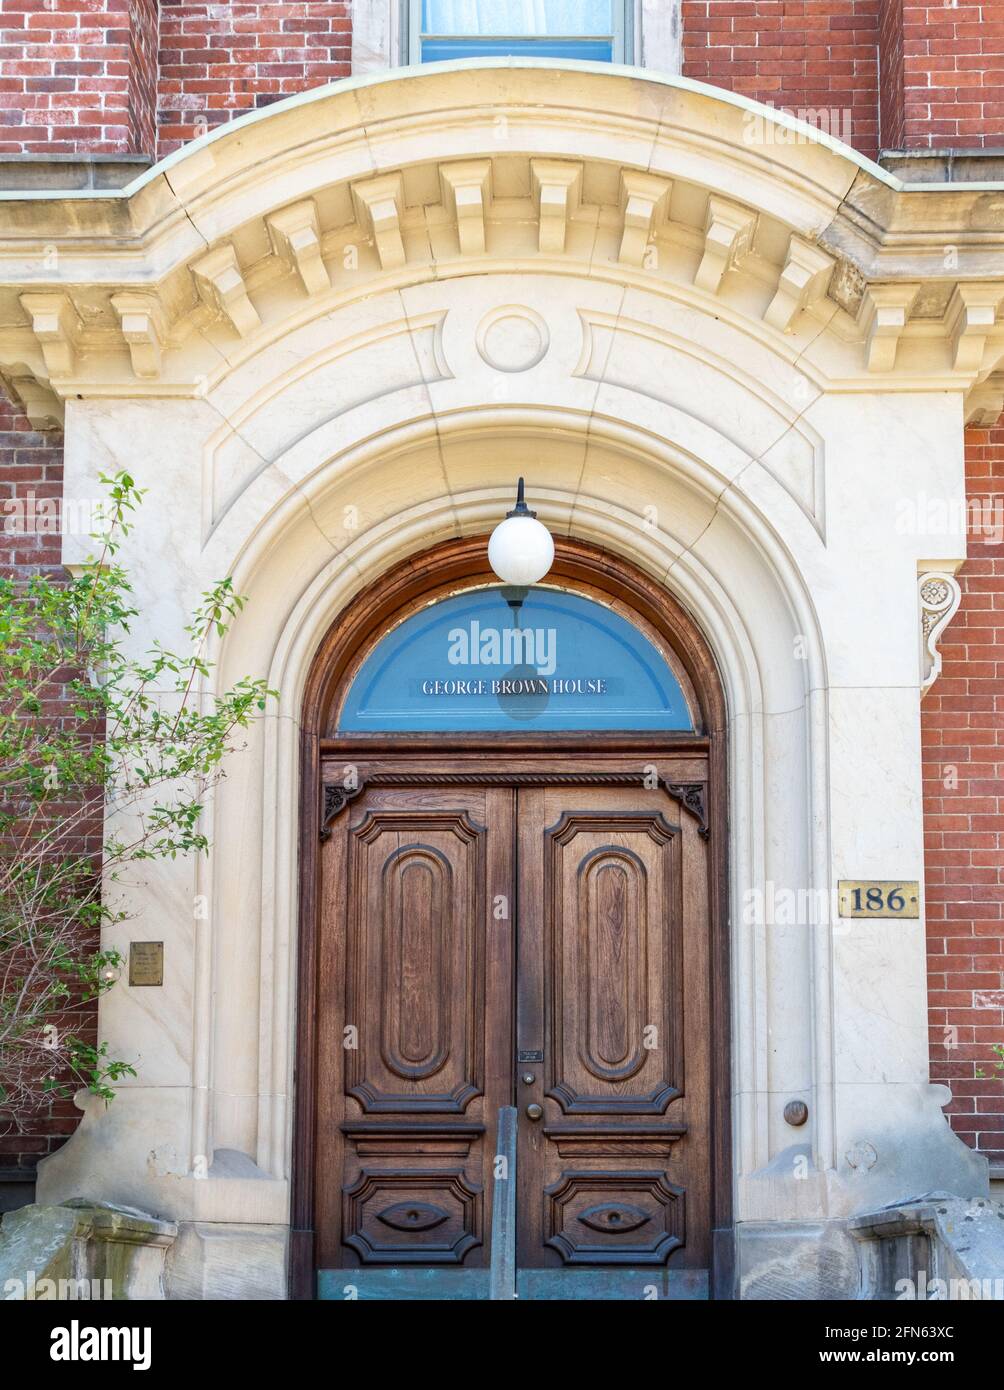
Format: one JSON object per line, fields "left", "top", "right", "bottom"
{"left": 291, "top": 535, "right": 731, "bottom": 1299}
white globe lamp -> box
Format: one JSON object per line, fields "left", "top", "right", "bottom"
{"left": 487, "top": 478, "right": 554, "bottom": 586}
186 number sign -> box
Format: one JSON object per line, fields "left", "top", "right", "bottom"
{"left": 837, "top": 880, "right": 920, "bottom": 919}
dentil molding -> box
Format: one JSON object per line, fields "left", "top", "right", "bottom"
{"left": 0, "top": 65, "right": 1001, "bottom": 428}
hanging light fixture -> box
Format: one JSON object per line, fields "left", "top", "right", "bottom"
{"left": 487, "top": 478, "right": 554, "bottom": 587}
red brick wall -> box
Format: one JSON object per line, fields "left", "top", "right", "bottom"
{"left": 157, "top": 1, "right": 352, "bottom": 156}
{"left": 0, "top": 395, "right": 100, "bottom": 1178}
{"left": 879, "top": 0, "right": 906, "bottom": 147}
{"left": 0, "top": 395, "right": 64, "bottom": 581}
{"left": 894, "top": 1, "right": 1004, "bottom": 150}
{"left": 129, "top": 0, "right": 158, "bottom": 157}
{"left": 0, "top": 0, "right": 158, "bottom": 156}
{"left": 924, "top": 419, "right": 1004, "bottom": 1166}
{"left": 0, "top": 3, "right": 998, "bottom": 162}
{"left": 681, "top": 0, "right": 882, "bottom": 160}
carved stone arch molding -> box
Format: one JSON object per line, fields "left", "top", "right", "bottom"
{"left": 291, "top": 534, "right": 732, "bottom": 1297}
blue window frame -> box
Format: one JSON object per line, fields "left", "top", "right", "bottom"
{"left": 337, "top": 585, "right": 696, "bottom": 733}
{"left": 409, "top": 2, "right": 629, "bottom": 65}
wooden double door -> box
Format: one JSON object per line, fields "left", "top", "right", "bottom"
{"left": 312, "top": 755, "right": 715, "bottom": 1298}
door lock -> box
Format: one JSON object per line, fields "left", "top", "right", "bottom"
{"left": 521, "top": 1073, "right": 535, "bottom": 1085}
{"left": 525, "top": 1103, "right": 543, "bottom": 1121}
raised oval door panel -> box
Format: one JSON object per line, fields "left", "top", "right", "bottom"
{"left": 314, "top": 784, "right": 514, "bottom": 1273}
{"left": 515, "top": 784, "right": 711, "bottom": 1280}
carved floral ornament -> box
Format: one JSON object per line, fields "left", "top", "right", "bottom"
{"left": 919, "top": 571, "right": 963, "bottom": 696}
{"left": 0, "top": 66, "right": 1002, "bottom": 429}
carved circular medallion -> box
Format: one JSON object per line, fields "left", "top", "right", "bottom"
{"left": 920, "top": 578, "right": 951, "bottom": 608}
{"left": 476, "top": 306, "right": 549, "bottom": 372}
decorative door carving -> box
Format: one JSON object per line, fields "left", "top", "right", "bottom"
{"left": 314, "top": 770, "right": 712, "bottom": 1284}
{"left": 515, "top": 785, "right": 710, "bottom": 1275}
{"left": 315, "top": 785, "right": 514, "bottom": 1272}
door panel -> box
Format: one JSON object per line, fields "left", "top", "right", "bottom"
{"left": 315, "top": 785, "right": 514, "bottom": 1271}
{"left": 516, "top": 785, "right": 710, "bottom": 1273}
{"left": 315, "top": 771, "right": 711, "bottom": 1291}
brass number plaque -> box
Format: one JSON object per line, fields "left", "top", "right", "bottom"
{"left": 129, "top": 941, "right": 164, "bottom": 986}
{"left": 837, "top": 881, "right": 920, "bottom": 919}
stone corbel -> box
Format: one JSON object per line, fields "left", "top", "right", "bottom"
{"left": 110, "top": 293, "right": 166, "bottom": 379}
{"left": 19, "top": 292, "right": 82, "bottom": 378}
{"left": 191, "top": 244, "right": 261, "bottom": 337}
{"left": 350, "top": 172, "right": 406, "bottom": 270}
{"left": 764, "top": 236, "right": 835, "bottom": 332}
{"left": 618, "top": 170, "right": 671, "bottom": 268}
{"left": 944, "top": 282, "right": 1003, "bottom": 374}
{"left": 439, "top": 160, "right": 492, "bottom": 256}
{"left": 860, "top": 284, "right": 919, "bottom": 372}
{"left": 530, "top": 159, "right": 582, "bottom": 254}
{"left": 0, "top": 366, "right": 63, "bottom": 430}
{"left": 964, "top": 371, "right": 1004, "bottom": 426}
{"left": 694, "top": 197, "right": 757, "bottom": 295}
{"left": 919, "top": 571, "right": 962, "bottom": 695}
{"left": 266, "top": 199, "right": 330, "bottom": 296}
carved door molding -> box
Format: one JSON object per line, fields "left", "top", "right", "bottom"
{"left": 321, "top": 771, "right": 710, "bottom": 842}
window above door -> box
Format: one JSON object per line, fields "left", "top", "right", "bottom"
{"left": 337, "top": 584, "right": 697, "bottom": 732}
{"left": 406, "top": 1, "right": 632, "bottom": 65}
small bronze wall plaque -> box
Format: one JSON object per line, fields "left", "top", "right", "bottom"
{"left": 517, "top": 1049, "right": 544, "bottom": 1063}
{"left": 837, "top": 881, "right": 920, "bottom": 919}
{"left": 129, "top": 941, "right": 164, "bottom": 986}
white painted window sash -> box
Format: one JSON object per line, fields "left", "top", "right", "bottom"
{"left": 403, "top": 1, "right": 635, "bottom": 65}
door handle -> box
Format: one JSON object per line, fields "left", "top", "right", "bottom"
{"left": 525, "top": 1103, "right": 543, "bottom": 1121}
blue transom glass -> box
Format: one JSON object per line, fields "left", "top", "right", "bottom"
{"left": 338, "top": 585, "right": 695, "bottom": 732}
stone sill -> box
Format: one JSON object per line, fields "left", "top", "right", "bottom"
{"left": 880, "top": 148, "right": 1004, "bottom": 184}
{"left": 0, "top": 155, "right": 152, "bottom": 192}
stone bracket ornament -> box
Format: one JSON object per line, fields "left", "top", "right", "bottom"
{"left": 695, "top": 197, "right": 757, "bottom": 295}
{"left": 944, "top": 282, "right": 1003, "bottom": 373}
{"left": 860, "top": 283, "right": 920, "bottom": 372}
{"left": 111, "top": 293, "right": 166, "bottom": 379}
{"left": 439, "top": 160, "right": 492, "bottom": 256}
{"left": 191, "top": 244, "right": 261, "bottom": 338}
{"left": 919, "top": 570, "right": 962, "bottom": 696}
{"left": 19, "top": 292, "right": 82, "bottom": 378}
{"left": 350, "top": 172, "right": 406, "bottom": 270}
{"left": 266, "top": 199, "right": 330, "bottom": 297}
{"left": 0, "top": 366, "right": 63, "bottom": 430}
{"left": 320, "top": 772, "right": 709, "bottom": 839}
{"left": 530, "top": 159, "right": 583, "bottom": 254}
{"left": 618, "top": 171, "right": 671, "bottom": 268}
{"left": 764, "top": 235, "right": 835, "bottom": 333}
{"left": 966, "top": 370, "right": 1004, "bottom": 426}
